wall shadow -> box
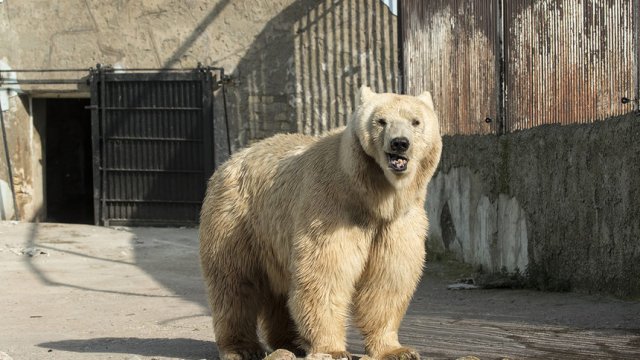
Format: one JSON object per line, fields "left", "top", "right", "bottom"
{"left": 39, "top": 338, "right": 215, "bottom": 360}
{"left": 220, "top": 0, "right": 399, "bottom": 153}
{"left": 21, "top": 221, "right": 201, "bottom": 301}
{"left": 22, "top": 221, "right": 215, "bottom": 358}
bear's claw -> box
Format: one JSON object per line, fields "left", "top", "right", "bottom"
{"left": 327, "top": 351, "right": 352, "bottom": 360}
{"left": 380, "top": 347, "right": 420, "bottom": 360}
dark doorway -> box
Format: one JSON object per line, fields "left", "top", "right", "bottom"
{"left": 45, "top": 98, "right": 93, "bottom": 224}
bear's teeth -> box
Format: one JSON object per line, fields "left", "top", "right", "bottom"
{"left": 387, "top": 153, "right": 408, "bottom": 170}
{"left": 391, "top": 158, "right": 407, "bottom": 168}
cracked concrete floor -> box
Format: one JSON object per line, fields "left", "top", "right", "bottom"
{"left": 1, "top": 221, "right": 639, "bottom": 360}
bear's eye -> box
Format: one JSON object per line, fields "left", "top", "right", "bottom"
{"left": 376, "top": 118, "right": 387, "bottom": 126}
{"left": 412, "top": 119, "right": 421, "bottom": 127}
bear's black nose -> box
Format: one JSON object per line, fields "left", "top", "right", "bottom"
{"left": 390, "top": 137, "right": 410, "bottom": 152}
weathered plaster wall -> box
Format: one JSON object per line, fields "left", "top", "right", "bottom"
{"left": 0, "top": 93, "right": 43, "bottom": 221}
{"left": 0, "top": 0, "right": 398, "bottom": 153}
{"left": 0, "top": 0, "right": 399, "bottom": 219}
{"left": 427, "top": 167, "right": 528, "bottom": 273}
{"left": 427, "top": 113, "right": 640, "bottom": 297}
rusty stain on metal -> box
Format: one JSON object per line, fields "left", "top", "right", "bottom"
{"left": 402, "top": 0, "right": 500, "bottom": 136}
{"left": 504, "top": 0, "right": 636, "bottom": 132}
{"left": 401, "top": 0, "right": 637, "bottom": 135}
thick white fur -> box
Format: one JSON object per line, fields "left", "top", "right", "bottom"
{"left": 199, "top": 86, "right": 442, "bottom": 360}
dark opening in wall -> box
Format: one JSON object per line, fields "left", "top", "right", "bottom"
{"left": 44, "top": 98, "right": 93, "bottom": 224}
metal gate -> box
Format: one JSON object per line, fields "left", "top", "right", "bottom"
{"left": 89, "top": 65, "right": 216, "bottom": 226}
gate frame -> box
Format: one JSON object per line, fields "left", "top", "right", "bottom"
{"left": 88, "top": 64, "right": 219, "bottom": 226}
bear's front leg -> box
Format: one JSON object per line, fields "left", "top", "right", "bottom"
{"left": 288, "top": 227, "right": 371, "bottom": 359}
{"left": 353, "top": 210, "right": 427, "bottom": 360}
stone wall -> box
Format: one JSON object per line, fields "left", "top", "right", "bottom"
{"left": 427, "top": 113, "right": 640, "bottom": 297}
{"left": 0, "top": 0, "right": 399, "bottom": 219}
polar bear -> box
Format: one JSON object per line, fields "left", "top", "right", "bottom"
{"left": 199, "top": 86, "right": 442, "bottom": 360}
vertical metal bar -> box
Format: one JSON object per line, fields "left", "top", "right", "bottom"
{"left": 497, "top": 0, "right": 506, "bottom": 135}
{"left": 201, "top": 70, "right": 214, "bottom": 191}
{"left": 89, "top": 70, "right": 101, "bottom": 225}
{"left": 99, "top": 67, "right": 108, "bottom": 226}
{"left": 635, "top": 0, "right": 640, "bottom": 111}
{"left": 221, "top": 72, "right": 232, "bottom": 158}
{"left": 398, "top": 0, "right": 405, "bottom": 94}
{"left": 211, "top": 71, "right": 217, "bottom": 168}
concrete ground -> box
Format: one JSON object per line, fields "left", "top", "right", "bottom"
{"left": 0, "top": 221, "right": 639, "bottom": 360}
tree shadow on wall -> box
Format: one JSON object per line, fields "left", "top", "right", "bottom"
{"left": 215, "top": 0, "right": 400, "bottom": 158}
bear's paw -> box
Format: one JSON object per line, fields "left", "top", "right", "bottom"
{"left": 264, "top": 349, "right": 297, "bottom": 360}
{"left": 327, "top": 351, "right": 352, "bottom": 360}
{"left": 305, "top": 351, "right": 352, "bottom": 360}
{"left": 221, "top": 350, "right": 268, "bottom": 360}
{"left": 379, "top": 347, "right": 420, "bottom": 360}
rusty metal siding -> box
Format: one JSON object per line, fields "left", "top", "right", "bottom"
{"left": 402, "top": 0, "right": 500, "bottom": 135}
{"left": 504, "top": 0, "right": 637, "bottom": 131}
{"left": 401, "top": 0, "right": 638, "bottom": 135}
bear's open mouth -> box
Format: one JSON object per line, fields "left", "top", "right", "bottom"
{"left": 387, "top": 153, "right": 408, "bottom": 172}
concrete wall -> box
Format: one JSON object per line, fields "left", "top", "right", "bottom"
{"left": 0, "top": 92, "right": 44, "bottom": 221}
{"left": 0, "top": 0, "right": 399, "bottom": 220}
{"left": 427, "top": 113, "right": 640, "bottom": 297}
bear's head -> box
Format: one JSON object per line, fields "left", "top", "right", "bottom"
{"left": 349, "top": 86, "right": 442, "bottom": 189}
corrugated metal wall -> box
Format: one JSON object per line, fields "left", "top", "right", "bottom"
{"left": 504, "top": 0, "right": 637, "bottom": 131}
{"left": 401, "top": 0, "right": 638, "bottom": 135}
{"left": 291, "top": 0, "right": 400, "bottom": 136}
{"left": 402, "top": 0, "right": 500, "bottom": 135}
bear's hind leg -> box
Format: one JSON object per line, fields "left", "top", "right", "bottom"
{"left": 201, "top": 232, "right": 267, "bottom": 360}
{"left": 209, "top": 274, "right": 267, "bottom": 360}
{"left": 259, "top": 293, "right": 305, "bottom": 356}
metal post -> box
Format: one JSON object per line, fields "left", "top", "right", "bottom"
{"left": 89, "top": 68, "right": 101, "bottom": 226}
{"left": 397, "top": 0, "right": 405, "bottom": 94}
{"left": 99, "top": 65, "right": 108, "bottom": 226}
{"left": 201, "top": 67, "right": 214, "bottom": 184}
{"left": 635, "top": 0, "right": 640, "bottom": 112}
{"left": 497, "top": 0, "right": 506, "bottom": 135}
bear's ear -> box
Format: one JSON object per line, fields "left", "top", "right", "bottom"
{"left": 358, "top": 85, "right": 375, "bottom": 106}
{"left": 417, "top": 91, "right": 435, "bottom": 110}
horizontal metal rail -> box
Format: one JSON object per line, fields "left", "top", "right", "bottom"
{"left": 105, "top": 136, "right": 203, "bottom": 142}
{"left": 93, "top": 106, "right": 202, "bottom": 111}
{"left": 0, "top": 69, "right": 89, "bottom": 73}
{"left": 0, "top": 65, "right": 227, "bottom": 87}
{"left": 101, "top": 168, "right": 204, "bottom": 173}
{"left": 104, "top": 199, "right": 202, "bottom": 204}
{"left": 0, "top": 79, "right": 87, "bottom": 84}
{"left": 0, "top": 66, "right": 223, "bottom": 73}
